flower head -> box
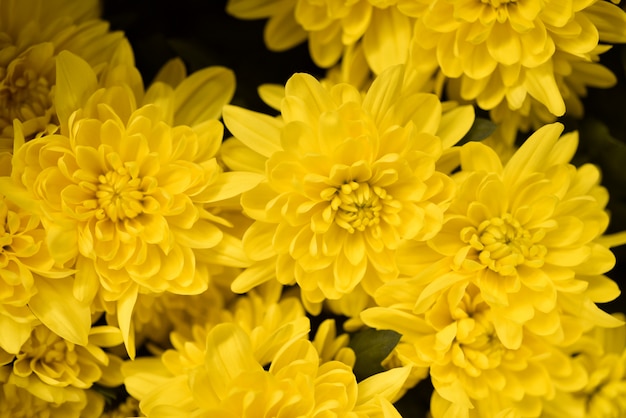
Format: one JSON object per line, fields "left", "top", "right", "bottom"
{"left": 410, "top": 0, "right": 626, "bottom": 145}
{"left": 0, "top": 0, "right": 125, "bottom": 141}
{"left": 395, "top": 122, "right": 623, "bottom": 349}
{"left": 126, "top": 322, "right": 410, "bottom": 417}
{"left": 0, "top": 51, "right": 261, "bottom": 356}
{"left": 0, "top": 365, "right": 96, "bottom": 418}
{"left": 362, "top": 281, "right": 588, "bottom": 416}
{"left": 543, "top": 313, "right": 626, "bottom": 418}
{"left": 222, "top": 64, "right": 474, "bottom": 315}
{"left": 0, "top": 180, "right": 79, "bottom": 353}
{"left": 227, "top": 0, "right": 427, "bottom": 73}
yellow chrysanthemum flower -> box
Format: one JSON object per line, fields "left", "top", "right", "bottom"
{"left": 0, "top": 179, "right": 88, "bottom": 354}
{"left": 482, "top": 44, "right": 619, "bottom": 147}
{"left": 222, "top": 64, "right": 474, "bottom": 315}
{"left": 0, "top": 0, "right": 126, "bottom": 141}
{"left": 0, "top": 51, "right": 263, "bottom": 356}
{"left": 543, "top": 313, "right": 626, "bottom": 418}
{"left": 363, "top": 281, "right": 588, "bottom": 417}
{"left": 0, "top": 365, "right": 102, "bottom": 418}
{"left": 123, "top": 291, "right": 312, "bottom": 414}
{"left": 226, "top": 0, "right": 427, "bottom": 73}
{"left": 410, "top": 0, "right": 626, "bottom": 145}
{"left": 0, "top": 325, "right": 123, "bottom": 417}
{"left": 395, "top": 122, "right": 623, "bottom": 349}
{"left": 126, "top": 322, "right": 410, "bottom": 417}
{"left": 4, "top": 324, "right": 123, "bottom": 409}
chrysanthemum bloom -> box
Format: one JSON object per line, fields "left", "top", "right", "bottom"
{"left": 226, "top": 0, "right": 429, "bottom": 73}
{"left": 410, "top": 0, "right": 626, "bottom": 146}
{"left": 543, "top": 313, "right": 626, "bottom": 418}
{"left": 0, "top": 51, "right": 262, "bottom": 356}
{"left": 464, "top": 44, "right": 620, "bottom": 148}
{"left": 0, "top": 0, "right": 126, "bottom": 141}
{"left": 0, "top": 365, "right": 103, "bottom": 418}
{"left": 160, "top": 290, "right": 310, "bottom": 376}
{"left": 123, "top": 292, "right": 312, "bottom": 413}
{"left": 4, "top": 324, "right": 123, "bottom": 408}
{"left": 0, "top": 188, "right": 84, "bottom": 354}
{"left": 222, "top": 64, "right": 474, "bottom": 315}
{"left": 362, "top": 281, "right": 588, "bottom": 417}
{"left": 394, "top": 122, "right": 623, "bottom": 349}
{"left": 126, "top": 322, "right": 410, "bottom": 417}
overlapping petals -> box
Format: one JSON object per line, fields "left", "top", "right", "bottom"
{"left": 223, "top": 64, "right": 474, "bottom": 315}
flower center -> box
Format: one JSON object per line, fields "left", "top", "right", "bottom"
{"left": 462, "top": 214, "right": 546, "bottom": 275}
{"left": 96, "top": 168, "right": 145, "bottom": 222}
{"left": 325, "top": 181, "right": 388, "bottom": 233}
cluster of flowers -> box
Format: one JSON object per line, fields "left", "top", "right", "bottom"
{"left": 1, "top": 0, "right": 626, "bottom": 416}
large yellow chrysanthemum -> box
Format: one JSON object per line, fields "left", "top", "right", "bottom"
{"left": 543, "top": 313, "right": 626, "bottom": 418}
{"left": 226, "top": 0, "right": 426, "bottom": 73}
{"left": 362, "top": 281, "right": 588, "bottom": 417}
{"left": 394, "top": 122, "right": 623, "bottom": 350}
{"left": 410, "top": 0, "right": 626, "bottom": 144}
{"left": 126, "top": 322, "right": 409, "bottom": 417}
{"left": 0, "top": 51, "right": 262, "bottom": 356}
{"left": 221, "top": 64, "right": 474, "bottom": 315}
{"left": 0, "top": 0, "right": 125, "bottom": 142}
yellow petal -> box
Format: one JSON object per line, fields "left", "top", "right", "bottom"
{"left": 28, "top": 276, "right": 91, "bottom": 346}
{"left": 55, "top": 51, "right": 98, "bottom": 129}
{"left": 265, "top": 7, "right": 308, "bottom": 51}
{"left": 174, "top": 66, "right": 235, "bottom": 125}
{"left": 223, "top": 105, "right": 282, "bottom": 157}
{"left": 116, "top": 284, "right": 138, "bottom": 359}
{"left": 362, "top": 8, "right": 412, "bottom": 74}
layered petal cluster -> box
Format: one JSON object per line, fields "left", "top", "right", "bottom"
{"left": 123, "top": 291, "right": 310, "bottom": 414}
{"left": 226, "top": 0, "right": 427, "bottom": 73}
{"left": 222, "top": 64, "right": 474, "bottom": 315}
{"left": 0, "top": 188, "right": 77, "bottom": 353}
{"left": 0, "top": 367, "right": 99, "bottom": 418}
{"left": 0, "top": 0, "right": 125, "bottom": 142}
{"left": 1, "top": 324, "right": 123, "bottom": 417}
{"left": 396, "top": 123, "right": 622, "bottom": 349}
{"left": 363, "top": 281, "right": 588, "bottom": 417}
{"left": 410, "top": 0, "right": 626, "bottom": 144}
{"left": 361, "top": 121, "right": 625, "bottom": 415}
{"left": 126, "top": 322, "right": 409, "bottom": 417}
{"left": 543, "top": 314, "right": 626, "bottom": 418}
{"left": 0, "top": 51, "right": 261, "bottom": 355}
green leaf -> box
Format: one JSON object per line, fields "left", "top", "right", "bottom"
{"left": 348, "top": 327, "right": 401, "bottom": 381}
{"left": 458, "top": 117, "right": 496, "bottom": 145}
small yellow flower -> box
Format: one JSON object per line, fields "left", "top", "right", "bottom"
{"left": 4, "top": 324, "right": 123, "bottom": 410}
{"left": 0, "top": 365, "right": 96, "bottom": 418}
{"left": 410, "top": 0, "right": 626, "bottom": 145}
{"left": 0, "top": 51, "right": 262, "bottom": 356}
{"left": 396, "top": 123, "right": 622, "bottom": 349}
{"left": 0, "top": 0, "right": 125, "bottom": 141}
{"left": 126, "top": 322, "right": 410, "bottom": 417}
{"left": 0, "top": 187, "right": 80, "bottom": 354}
{"left": 226, "top": 0, "right": 425, "bottom": 73}
{"left": 222, "top": 64, "right": 474, "bottom": 315}
{"left": 543, "top": 313, "right": 626, "bottom": 418}
{"left": 362, "top": 281, "right": 588, "bottom": 417}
